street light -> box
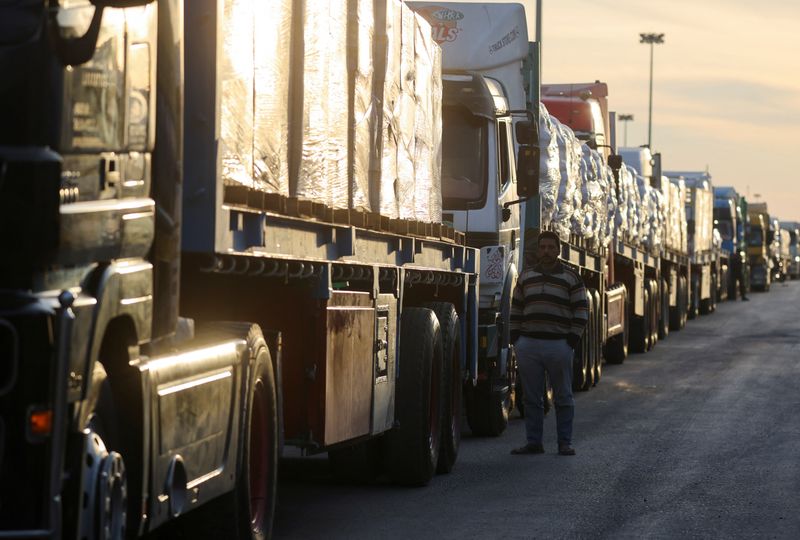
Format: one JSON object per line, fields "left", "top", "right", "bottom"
{"left": 639, "top": 32, "right": 664, "bottom": 148}
{"left": 618, "top": 114, "right": 634, "bottom": 147}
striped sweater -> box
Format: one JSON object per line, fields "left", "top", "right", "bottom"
{"left": 510, "top": 262, "right": 589, "bottom": 341}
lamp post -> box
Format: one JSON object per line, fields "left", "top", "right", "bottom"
{"left": 618, "top": 114, "right": 634, "bottom": 147}
{"left": 639, "top": 32, "right": 664, "bottom": 148}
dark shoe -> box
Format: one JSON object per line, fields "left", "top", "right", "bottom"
{"left": 558, "top": 444, "right": 576, "bottom": 456}
{"left": 511, "top": 443, "right": 545, "bottom": 455}
{"left": 741, "top": 296, "right": 750, "bottom": 301}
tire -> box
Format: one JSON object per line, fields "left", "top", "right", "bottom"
{"left": 630, "top": 286, "right": 650, "bottom": 354}
{"left": 658, "top": 278, "right": 670, "bottom": 340}
{"left": 592, "top": 289, "right": 603, "bottom": 385}
{"left": 186, "top": 323, "right": 278, "bottom": 540}
{"left": 582, "top": 294, "right": 595, "bottom": 391}
{"left": 572, "top": 323, "right": 589, "bottom": 392}
{"left": 688, "top": 274, "right": 700, "bottom": 320}
{"left": 648, "top": 280, "right": 658, "bottom": 350}
{"left": 421, "top": 302, "right": 462, "bottom": 475}
{"left": 73, "top": 363, "right": 129, "bottom": 540}
{"left": 386, "top": 308, "right": 444, "bottom": 486}
{"left": 466, "top": 381, "right": 510, "bottom": 437}
{"left": 605, "top": 286, "right": 628, "bottom": 365}
{"left": 679, "top": 276, "right": 688, "bottom": 329}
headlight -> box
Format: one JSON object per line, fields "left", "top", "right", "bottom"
{"left": 795, "top": 256, "right": 800, "bottom": 262}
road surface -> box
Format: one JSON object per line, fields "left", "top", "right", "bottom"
{"left": 273, "top": 282, "right": 800, "bottom": 539}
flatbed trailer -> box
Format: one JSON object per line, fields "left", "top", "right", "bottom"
{"left": 0, "top": 2, "right": 479, "bottom": 539}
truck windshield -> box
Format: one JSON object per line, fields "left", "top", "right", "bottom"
{"left": 716, "top": 221, "right": 733, "bottom": 240}
{"left": 441, "top": 106, "right": 488, "bottom": 210}
{"left": 748, "top": 226, "right": 763, "bottom": 247}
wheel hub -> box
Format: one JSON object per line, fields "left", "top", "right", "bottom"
{"left": 80, "top": 431, "right": 127, "bottom": 540}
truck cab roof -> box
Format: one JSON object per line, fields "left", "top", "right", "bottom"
{"left": 442, "top": 73, "right": 506, "bottom": 118}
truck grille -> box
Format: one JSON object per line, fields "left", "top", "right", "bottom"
{"left": 0, "top": 308, "right": 54, "bottom": 531}
{"left": 0, "top": 320, "right": 17, "bottom": 396}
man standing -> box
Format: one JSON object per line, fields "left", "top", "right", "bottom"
{"left": 510, "top": 231, "right": 588, "bottom": 456}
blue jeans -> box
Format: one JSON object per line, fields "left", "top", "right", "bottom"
{"left": 515, "top": 336, "right": 575, "bottom": 446}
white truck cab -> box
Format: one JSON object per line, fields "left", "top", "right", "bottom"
{"left": 411, "top": 2, "right": 534, "bottom": 435}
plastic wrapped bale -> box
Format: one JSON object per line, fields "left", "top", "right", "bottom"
{"left": 661, "top": 179, "right": 675, "bottom": 251}
{"left": 252, "top": 0, "right": 292, "bottom": 195}
{"left": 636, "top": 175, "right": 652, "bottom": 250}
{"left": 668, "top": 178, "right": 689, "bottom": 254}
{"left": 429, "top": 43, "right": 443, "bottom": 222}
{"left": 588, "top": 150, "right": 606, "bottom": 241}
{"left": 553, "top": 119, "right": 580, "bottom": 240}
{"left": 645, "top": 186, "right": 665, "bottom": 254}
{"left": 602, "top": 165, "right": 617, "bottom": 247}
{"left": 614, "top": 165, "right": 629, "bottom": 242}
{"left": 412, "top": 12, "right": 440, "bottom": 223}
{"left": 635, "top": 174, "right": 651, "bottom": 247}
{"left": 579, "top": 145, "right": 604, "bottom": 242}
{"left": 220, "top": 0, "right": 255, "bottom": 189}
{"left": 376, "top": 0, "right": 402, "bottom": 219}
{"left": 349, "top": 0, "right": 378, "bottom": 211}
{"left": 652, "top": 188, "right": 665, "bottom": 253}
{"left": 617, "top": 165, "right": 639, "bottom": 244}
{"left": 572, "top": 146, "right": 589, "bottom": 237}
{"left": 693, "top": 182, "right": 714, "bottom": 254}
{"left": 396, "top": 3, "right": 417, "bottom": 220}
{"left": 295, "top": 0, "right": 349, "bottom": 208}
{"left": 538, "top": 103, "right": 561, "bottom": 230}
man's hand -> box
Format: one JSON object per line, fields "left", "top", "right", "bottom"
{"left": 566, "top": 334, "right": 580, "bottom": 350}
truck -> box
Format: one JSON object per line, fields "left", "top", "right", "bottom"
{"left": 779, "top": 221, "right": 800, "bottom": 279}
{"left": 664, "top": 171, "right": 725, "bottom": 316}
{"left": 409, "top": 2, "right": 695, "bottom": 422}
{"left": 773, "top": 222, "right": 792, "bottom": 282}
{"left": 748, "top": 202, "right": 773, "bottom": 291}
{"left": 714, "top": 187, "right": 749, "bottom": 299}
{"left": 617, "top": 146, "right": 691, "bottom": 336}
{"left": 0, "top": 0, "right": 480, "bottom": 537}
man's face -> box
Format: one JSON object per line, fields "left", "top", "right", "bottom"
{"left": 537, "top": 238, "right": 559, "bottom": 265}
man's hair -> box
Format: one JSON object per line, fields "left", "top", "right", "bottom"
{"left": 537, "top": 230, "right": 561, "bottom": 248}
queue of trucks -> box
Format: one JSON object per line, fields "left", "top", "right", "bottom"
{"left": 1, "top": 1, "right": 797, "bottom": 539}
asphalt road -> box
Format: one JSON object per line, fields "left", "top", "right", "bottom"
{"left": 273, "top": 282, "right": 800, "bottom": 539}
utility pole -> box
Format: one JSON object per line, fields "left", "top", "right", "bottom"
{"left": 639, "top": 33, "right": 664, "bottom": 148}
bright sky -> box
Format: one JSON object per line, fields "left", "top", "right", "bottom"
{"left": 463, "top": 0, "right": 800, "bottom": 221}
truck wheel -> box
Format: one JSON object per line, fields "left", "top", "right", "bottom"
{"left": 387, "top": 308, "right": 444, "bottom": 485}
{"left": 421, "top": 302, "right": 462, "bottom": 474}
{"left": 581, "top": 295, "right": 595, "bottom": 391}
{"left": 186, "top": 323, "right": 278, "bottom": 540}
{"left": 605, "top": 286, "right": 628, "bottom": 364}
{"left": 688, "top": 275, "right": 700, "bottom": 320}
{"left": 465, "top": 381, "right": 510, "bottom": 437}
{"left": 647, "top": 280, "right": 658, "bottom": 350}
{"left": 75, "top": 363, "right": 128, "bottom": 540}
{"left": 669, "top": 276, "right": 685, "bottom": 331}
{"left": 679, "top": 276, "right": 689, "bottom": 328}
{"left": 630, "top": 286, "right": 650, "bottom": 354}
{"left": 658, "top": 278, "right": 670, "bottom": 340}
{"left": 591, "top": 289, "right": 603, "bottom": 385}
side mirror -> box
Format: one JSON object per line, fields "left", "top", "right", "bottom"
{"left": 515, "top": 120, "right": 537, "bottom": 146}
{"left": 516, "top": 145, "right": 540, "bottom": 198}
{"left": 607, "top": 154, "right": 623, "bottom": 172}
